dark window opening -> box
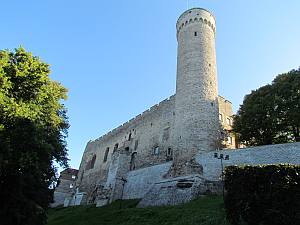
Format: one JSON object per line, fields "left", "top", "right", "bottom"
{"left": 113, "top": 143, "right": 119, "bottom": 153}
{"left": 130, "top": 152, "right": 137, "bottom": 171}
{"left": 103, "top": 147, "right": 109, "bottom": 162}
{"left": 128, "top": 133, "right": 132, "bottom": 141}
{"left": 91, "top": 155, "right": 96, "bottom": 169}
{"left": 125, "top": 147, "right": 130, "bottom": 152}
{"left": 166, "top": 148, "right": 173, "bottom": 161}
{"left": 194, "top": 31, "right": 198, "bottom": 36}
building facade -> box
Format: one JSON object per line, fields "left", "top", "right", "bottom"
{"left": 63, "top": 8, "right": 236, "bottom": 205}
{"left": 54, "top": 7, "right": 300, "bottom": 208}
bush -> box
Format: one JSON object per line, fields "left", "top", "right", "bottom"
{"left": 224, "top": 164, "right": 300, "bottom": 225}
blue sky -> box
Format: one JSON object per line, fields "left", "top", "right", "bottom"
{"left": 1, "top": 0, "right": 299, "bottom": 169}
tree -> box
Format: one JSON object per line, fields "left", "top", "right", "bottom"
{"left": 0, "top": 47, "right": 69, "bottom": 225}
{"left": 233, "top": 68, "right": 300, "bottom": 146}
{"left": 272, "top": 69, "right": 300, "bottom": 142}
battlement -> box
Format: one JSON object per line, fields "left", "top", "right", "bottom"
{"left": 176, "top": 8, "right": 216, "bottom": 35}
{"left": 93, "top": 95, "right": 176, "bottom": 143}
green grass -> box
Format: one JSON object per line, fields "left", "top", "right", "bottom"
{"left": 47, "top": 196, "right": 230, "bottom": 225}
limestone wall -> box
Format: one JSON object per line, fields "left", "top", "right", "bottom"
{"left": 76, "top": 95, "right": 176, "bottom": 192}
{"left": 174, "top": 8, "right": 219, "bottom": 162}
{"left": 76, "top": 94, "right": 234, "bottom": 194}
{"left": 123, "top": 162, "right": 172, "bottom": 200}
{"left": 196, "top": 142, "right": 300, "bottom": 180}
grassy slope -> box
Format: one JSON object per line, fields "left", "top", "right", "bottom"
{"left": 47, "top": 196, "right": 230, "bottom": 225}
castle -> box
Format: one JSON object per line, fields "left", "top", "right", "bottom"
{"left": 54, "top": 8, "right": 300, "bottom": 208}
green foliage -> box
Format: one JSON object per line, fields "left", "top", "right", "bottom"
{"left": 47, "top": 196, "right": 230, "bottom": 225}
{"left": 233, "top": 68, "right": 300, "bottom": 146}
{"left": 0, "top": 47, "right": 69, "bottom": 225}
{"left": 224, "top": 165, "right": 300, "bottom": 225}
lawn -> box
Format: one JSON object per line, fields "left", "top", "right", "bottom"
{"left": 47, "top": 195, "right": 230, "bottom": 225}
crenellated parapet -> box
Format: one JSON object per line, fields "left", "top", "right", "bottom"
{"left": 93, "top": 95, "right": 176, "bottom": 143}
{"left": 176, "top": 8, "right": 216, "bottom": 36}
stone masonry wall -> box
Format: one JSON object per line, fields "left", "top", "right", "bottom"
{"left": 196, "top": 142, "right": 300, "bottom": 181}
{"left": 122, "top": 162, "right": 172, "bottom": 200}
{"left": 76, "top": 95, "right": 176, "bottom": 193}
{"left": 76, "top": 94, "right": 233, "bottom": 194}
{"left": 173, "top": 8, "right": 219, "bottom": 163}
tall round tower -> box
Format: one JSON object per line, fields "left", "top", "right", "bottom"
{"left": 173, "top": 8, "right": 219, "bottom": 162}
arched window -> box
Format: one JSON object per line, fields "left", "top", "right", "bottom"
{"left": 91, "top": 154, "right": 96, "bottom": 169}
{"left": 103, "top": 147, "right": 109, "bottom": 162}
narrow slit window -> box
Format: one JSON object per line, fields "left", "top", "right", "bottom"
{"left": 194, "top": 31, "right": 198, "bottom": 37}
{"left": 103, "top": 148, "right": 109, "bottom": 162}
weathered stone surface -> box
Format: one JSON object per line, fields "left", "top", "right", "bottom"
{"left": 196, "top": 142, "right": 300, "bottom": 180}
{"left": 137, "top": 175, "right": 222, "bottom": 207}
{"left": 122, "top": 162, "right": 172, "bottom": 200}
{"left": 59, "top": 8, "right": 300, "bottom": 209}
{"left": 51, "top": 168, "right": 78, "bottom": 208}
{"left": 173, "top": 8, "right": 219, "bottom": 163}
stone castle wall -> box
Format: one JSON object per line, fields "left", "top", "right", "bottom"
{"left": 114, "top": 142, "right": 300, "bottom": 205}
{"left": 76, "top": 95, "right": 176, "bottom": 193}
{"left": 75, "top": 8, "right": 235, "bottom": 201}
{"left": 196, "top": 142, "right": 300, "bottom": 180}
{"left": 76, "top": 95, "right": 234, "bottom": 193}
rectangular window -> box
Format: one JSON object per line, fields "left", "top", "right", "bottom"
{"left": 103, "top": 147, "right": 109, "bottom": 162}
{"left": 167, "top": 148, "right": 172, "bottom": 156}
{"left": 72, "top": 175, "right": 76, "bottom": 180}
{"left": 153, "top": 146, "right": 160, "bottom": 155}
{"left": 194, "top": 31, "right": 198, "bottom": 36}
{"left": 219, "top": 114, "right": 223, "bottom": 122}
{"left": 227, "top": 118, "right": 231, "bottom": 125}
{"left": 113, "top": 143, "right": 119, "bottom": 152}
{"left": 227, "top": 137, "right": 233, "bottom": 145}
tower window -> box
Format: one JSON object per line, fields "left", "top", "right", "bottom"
{"left": 194, "top": 31, "right": 198, "bottom": 37}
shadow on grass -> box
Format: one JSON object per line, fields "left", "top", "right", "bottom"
{"left": 47, "top": 196, "right": 230, "bottom": 225}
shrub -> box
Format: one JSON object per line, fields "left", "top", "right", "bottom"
{"left": 224, "top": 164, "right": 300, "bottom": 225}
